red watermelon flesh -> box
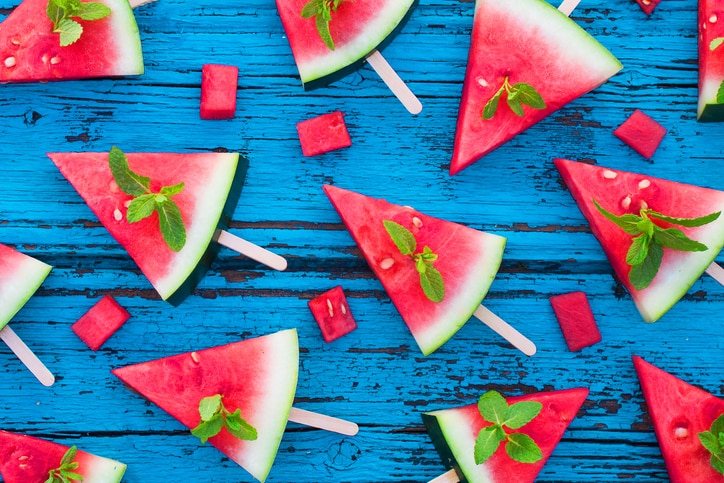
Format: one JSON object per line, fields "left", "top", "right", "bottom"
{"left": 71, "top": 294, "right": 131, "bottom": 351}
{"left": 450, "top": 0, "right": 622, "bottom": 175}
{"left": 613, "top": 109, "right": 667, "bottom": 159}
{"left": 323, "top": 184, "right": 506, "bottom": 356}
{"left": 308, "top": 285, "right": 358, "bottom": 343}
{"left": 275, "top": 0, "right": 417, "bottom": 89}
{"left": 698, "top": 1, "right": 724, "bottom": 121}
{"left": 635, "top": 0, "right": 662, "bottom": 16}
{"left": 296, "top": 111, "right": 352, "bottom": 157}
{"left": 422, "top": 388, "right": 589, "bottom": 483}
{"left": 48, "top": 151, "right": 248, "bottom": 306}
{"left": 0, "top": 430, "right": 126, "bottom": 483}
{"left": 632, "top": 356, "right": 724, "bottom": 482}
{"left": 200, "top": 63, "right": 239, "bottom": 120}
{"left": 0, "top": 243, "right": 52, "bottom": 331}
{"left": 111, "top": 329, "right": 299, "bottom": 482}
{"left": 0, "top": 0, "right": 143, "bottom": 83}
{"left": 549, "top": 291, "right": 601, "bottom": 352}
{"left": 554, "top": 158, "right": 724, "bottom": 322}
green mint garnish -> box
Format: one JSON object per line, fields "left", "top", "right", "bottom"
{"left": 300, "top": 0, "right": 348, "bottom": 50}
{"left": 383, "top": 219, "right": 445, "bottom": 303}
{"left": 109, "top": 146, "right": 187, "bottom": 252}
{"left": 482, "top": 77, "right": 546, "bottom": 120}
{"left": 474, "top": 390, "right": 543, "bottom": 465}
{"left": 593, "top": 199, "right": 720, "bottom": 290}
{"left": 190, "top": 394, "right": 257, "bottom": 444}
{"left": 698, "top": 413, "right": 724, "bottom": 476}
{"left": 46, "top": 0, "right": 111, "bottom": 47}
{"left": 45, "top": 445, "right": 83, "bottom": 483}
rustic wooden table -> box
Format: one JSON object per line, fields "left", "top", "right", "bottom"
{"left": 1, "top": 0, "right": 722, "bottom": 481}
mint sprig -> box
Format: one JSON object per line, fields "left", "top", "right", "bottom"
{"left": 593, "top": 199, "right": 720, "bottom": 290}
{"left": 190, "top": 394, "right": 258, "bottom": 444}
{"left": 46, "top": 0, "right": 111, "bottom": 47}
{"left": 698, "top": 413, "right": 724, "bottom": 476}
{"left": 383, "top": 219, "right": 444, "bottom": 303}
{"left": 300, "top": 0, "right": 348, "bottom": 50}
{"left": 108, "top": 146, "right": 187, "bottom": 252}
{"left": 482, "top": 77, "right": 546, "bottom": 120}
{"left": 45, "top": 445, "right": 83, "bottom": 483}
{"left": 474, "top": 390, "right": 543, "bottom": 465}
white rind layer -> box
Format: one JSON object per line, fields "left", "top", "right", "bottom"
{"left": 107, "top": 0, "right": 145, "bottom": 75}
{"left": 81, "top": 453, "right": 127, "bottom": 482}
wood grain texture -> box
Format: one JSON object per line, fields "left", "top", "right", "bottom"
{"left": 1, "top": 0, "right": 723, "bottom": 481}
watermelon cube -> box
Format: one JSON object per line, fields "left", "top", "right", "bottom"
{"left": 635, "top": 0, "right": 662, "bottom": 16}
{"left": 296, "top": 111, "right": 352, "bottom": 157}
{"left": 613, "top": 109, "right": 667, "bottom": 159}
{"left": 549, "top": 291, "right": 601, "bottom": 352}
{"left": 71, "top": 295, "right": 131, "bottom": 351}
{"left": 308, "top": 286, "right": 357, "bottom": 342}
{"left": 200, "top": 64, "right": 239, "bottom": 120}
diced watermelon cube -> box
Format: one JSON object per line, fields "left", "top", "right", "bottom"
{"left": 296, "top": 111, "right": 352, "bottom": 157}
{"left": 200, "top": 64, "right": 239, "bottom": 120}
{"left": 549, "top": 291, "right": 601, "bottom": 352}
{"left": 634, "top": 0, "right": 662, "bottom": 16}
{"left": 71, "top": 295, "right": 131, "bottom": 351}
{"left": 308, "top": 286, "right": 357, "bottom": 342}
{"left": 613, "top": 109, "right": 667, "bottom": 159}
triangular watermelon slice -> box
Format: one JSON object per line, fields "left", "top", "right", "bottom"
{"left": 632, "top": 356, "right": 724, "bottom": 482}
{"left": 0, "top": 243, "right": 52, "bottom": 331}
{"left": 554, "top": 158, "right": 724, "bottom": 322}
{"left": 422, "top": 388, "right": 589, "bottom": 483}
{"left": 0, "top": 0, "right": 143, "bottom": 83}
{"left": 323, "top": 184, "right": 506, "bottom": 356}
{"left": 48, "top": 151, "right": 248, "bottom": 305}
{"left": 275, "top": 0, "right": 417, "bottom": 89}
{"left": 698, "top": 0, "right": 724, "bottom": 121}
{"left": 111, "top": 329, "right": 299, "bottom": 482}
{"left": 0, "top": 429, "right": 126, "bottom": 482}
{"left": 450, "top": 0, "right": 622, "bottom": 175}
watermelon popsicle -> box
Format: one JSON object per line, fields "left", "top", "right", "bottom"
{"left": 323, "top": 185, "right": 536, "bottom": 356}
{"left": 112, "top": 329, "right": 358, "bottom": 482}
{"left": 48, "top": 148, "right": 287, "bottom": 307}
{"left": 0, "top": 243, "right": 55, "bottom": 386}
{"left": 275, "top": 0, "right": 422, "bottom": 114}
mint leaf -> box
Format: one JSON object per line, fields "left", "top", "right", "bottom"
{"left": 160, "top": 182, "right": 184, "bottom": 197}
{"left": 225, "top": 409, "right": 258, "bottom": 440}
{"left": 712, "top": 453, "right": 724, "bottom": 476}
{"left": 626, "top": 233, "right": 651, "bottom": 266}
{"left": 46, "top": 445, "right": 83, "bottom": 483}
{"left": 46, "top": 0, "right": 110, "bottom": 46}
{"left": 718, "top": 80, "right": 724, "bottom": 105}
{"left": 504, "top": 401, "right": 543, "bottom": 430}
{"left": 301, "top": 0, "right": 347, "bottom": 50}
{"left": 593, "top": 199, "right": 642, "bottom": 235}
{"left": 191, "top": 413, "right": 225, "bottom": 444}
{"left": 198, "top": 394, "right": 223, "bottom": 420}
{"left": 699, "top": 431, "right": 722, "bottom": 455}
{"left": 126, "top": 194, "right": 157, "bottom": 223}
{"left": 482, "top": 77, "right": 545, "bottom": 120}
{"left": 637, "top": 216, "right": 655, "bottom": 238}
{"left": 653, "top": 227, "right": 708, "bottom": 252}
{"left": 191, "top": 394, "right": 257, "bottom": 444}
{"left": 56, "top": 18, "right": 83, "bottom": 47}
{"left": 711, "top": 414, "right": 724, "bottom": 436}
{"left": 629, "top": 242, "right": 663, "bottom": 290}
{"left": 156, "top": 199, "right": 186, "bottom": 252}
{"left": 647, "top": 210, "right": 721, "bottom": 227}
{"left": 505, "top": 432, "right": 543, "bottom": 463}
{"left": 419, "top": 265, "right": 444, "bottom": 303}
{"left": 109, "top": 146, "right": 150, "bottom": 196}
{"left": 383, "top": 220, "right": 416, "bottom": 255}
{"left": 506, "top": 94, "right": 524, "bottom": 117}
{"left": 711, "top": 37, "right": 724, "bottom": 50}
{"left": 60, "top": 445, "right": 77, "bottom": 467}
{"left": 315, "top": 13, "right": 334, "bottom": 50}
{"left": 300, "top": 0, "right": 319, "bottom": 17}
{"left": 47, "top": 0, "right": 64, "bottom": 24}
{"left": 478, "top": 390, "right": 509, "bottom": 426}
{"left": 474, "top": 426, "right": 504, "bottom": 464}
{"left": 512, "top": 83, "right": 546, "bottom": 110}
{"left": 482, "top": 90, "right": 502, "bottom": 121}
{"left": 78, "top": 1, "right": 110, "bottom": 20}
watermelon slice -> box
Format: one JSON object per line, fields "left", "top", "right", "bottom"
{"left": 275, "top": 0, "right": 417, "bottom": 90}
{"left": 296, "top": 111, "right": 352, "bottom": 157}
{"left": 632, "top": 356, "right": 724, "bottom": 482}
{"left": 48, "top": 151, "right": 248, "bottom": 306}
{"left": 200, "top": 63, "right": 239, "bottom": 120}
{"left": 554, "top": 158, "right": 724, "bottom": 322}
{"left": 308, "top": 285, "right": 357, "bottom": 342}
{"left": 323, "top": 184, "right": 506, "bottom": 356}
{"left": 549, "top": 291, "right": 602, "bottom": 352}
{"left": 698, "top": 1, "right": 724, "bottom": 121}
{"left": 71, "top": 294, "right": 131, "bottom": 351}
{"left": 613, "top": 109, "right": 667, "bottom": 159}
{"left": 0, "top": 430, "right": 126, "bottom": 483}
{"left": 0, "top": 243, "right": 52, "bottom": 331}
{"left": 112, "top": 329, "right": 299, "bottom": 482}
{"left": 422, "top": 388, "right": 589, "bottom": 483}
{"left": 0, "top": 0, "right": 143, "bottom": 83}
{"left": 449, "top": 0, "right": 622, "bottom": 175}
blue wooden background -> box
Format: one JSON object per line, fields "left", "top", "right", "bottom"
{"left": 1, "top": 0, "right": 723, "bottom": 481}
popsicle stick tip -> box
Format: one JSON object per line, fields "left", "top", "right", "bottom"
{"left": 429, "top": 469, "right": 459, "bottom": 483}
{"left": 129, "top": 0, "right": 157, "bottom": 8}
{"left": 365, "top": 50, "right": 423, "bottom": 115}
{"left": 0, "top": 326, "right": 56, "bottom": 387}
{"left": 473, "top": 305, "right": 537, "bottom": 357}
{"left": 705, "top": 262, "right": 724, "bottom": 287}
{"left": 558, "top": 0, "right": 581, "bottom": 16}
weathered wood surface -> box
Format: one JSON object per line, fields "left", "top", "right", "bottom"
{"left": 1, "top": 0, "right": 723, "bottom": 481}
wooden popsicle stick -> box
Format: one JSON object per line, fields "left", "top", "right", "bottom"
{"left": 706, "top": 262, "right": 724, "bottom": 286}
{"left": 429, "top": 469, "right": 459, "bottom": 483}
{"left": 216, "top": 230, "right": 288, "bottom": 272}
{"left": 473, "top": 305, "right": 537, "bottom": 356}
{"left": 129, "top": 0, "right": 157, "bottom": 8}
{"left": 0, "top": 325, "right": 55, "bottom": 387}
{"left": 558, "top": 0, "right": 581, "bottom": 16}
{"left": 288, "top": 407, "right": 359, "bottom": 436}
{"left": 365, "top": 50, "right": 423, "bottom": 115}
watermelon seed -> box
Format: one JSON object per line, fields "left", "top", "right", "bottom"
{"left": 603, "top": 170, "right": 617, "bottom": 179}
{"left": 710, "top": 13, "right": 718, "bottom": 23}
{"left": 341, "top": 303, "right": 347, "bottom": 315}
{"left": 642, "top": 0, "right": 651, "bottom": 4}
{"left": 412, "top": 216, "right": 423, "bottom": 228}
{"left": 109, "top": 180, "right": 120, "bottom": 193}
{"left": 622, "top": 196, "right": 632, "bottom": 209}
{"left": 191, "top": 351, "right": 200, "bottom": 363}
{"left": 10, "top": 38, "right": 20, "bottom": 46}
{"left": 18, "top": 456, "right": 28, "bottom": 461}
{"left": 476, "top": 76, "right": 489, "bottom": 87}
{"left": 326, "top": 298, "right": 334, "bottom": 317}
{"left": 640, "top": 200, "right": 649, "bottom": 210}
{"left": 50, "top": 56, "right": 61, "bottom": 65}
{"left": 380, "top": 257, "right": 395, "bottom": 269}
{"left": 673, "top": 423, "right": 689, "bottom": 439}
{"left": 3, "top": 56, "right": 15, "bottom": 68}
{"left": 42, "top": 53, "right": 49, "bottom": 64}
{"left": 113, "top": 208, "right": 123, "bottom": 221}
{"left": 638, "top": 179, "right": 651, "bottom": 189}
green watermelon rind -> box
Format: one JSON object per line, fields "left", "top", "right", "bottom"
{"left": 287, "top": 0, "right": 418, "bottom": 90}
{"left": 0, "top": 248, "right": 52, "bottom": 331}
